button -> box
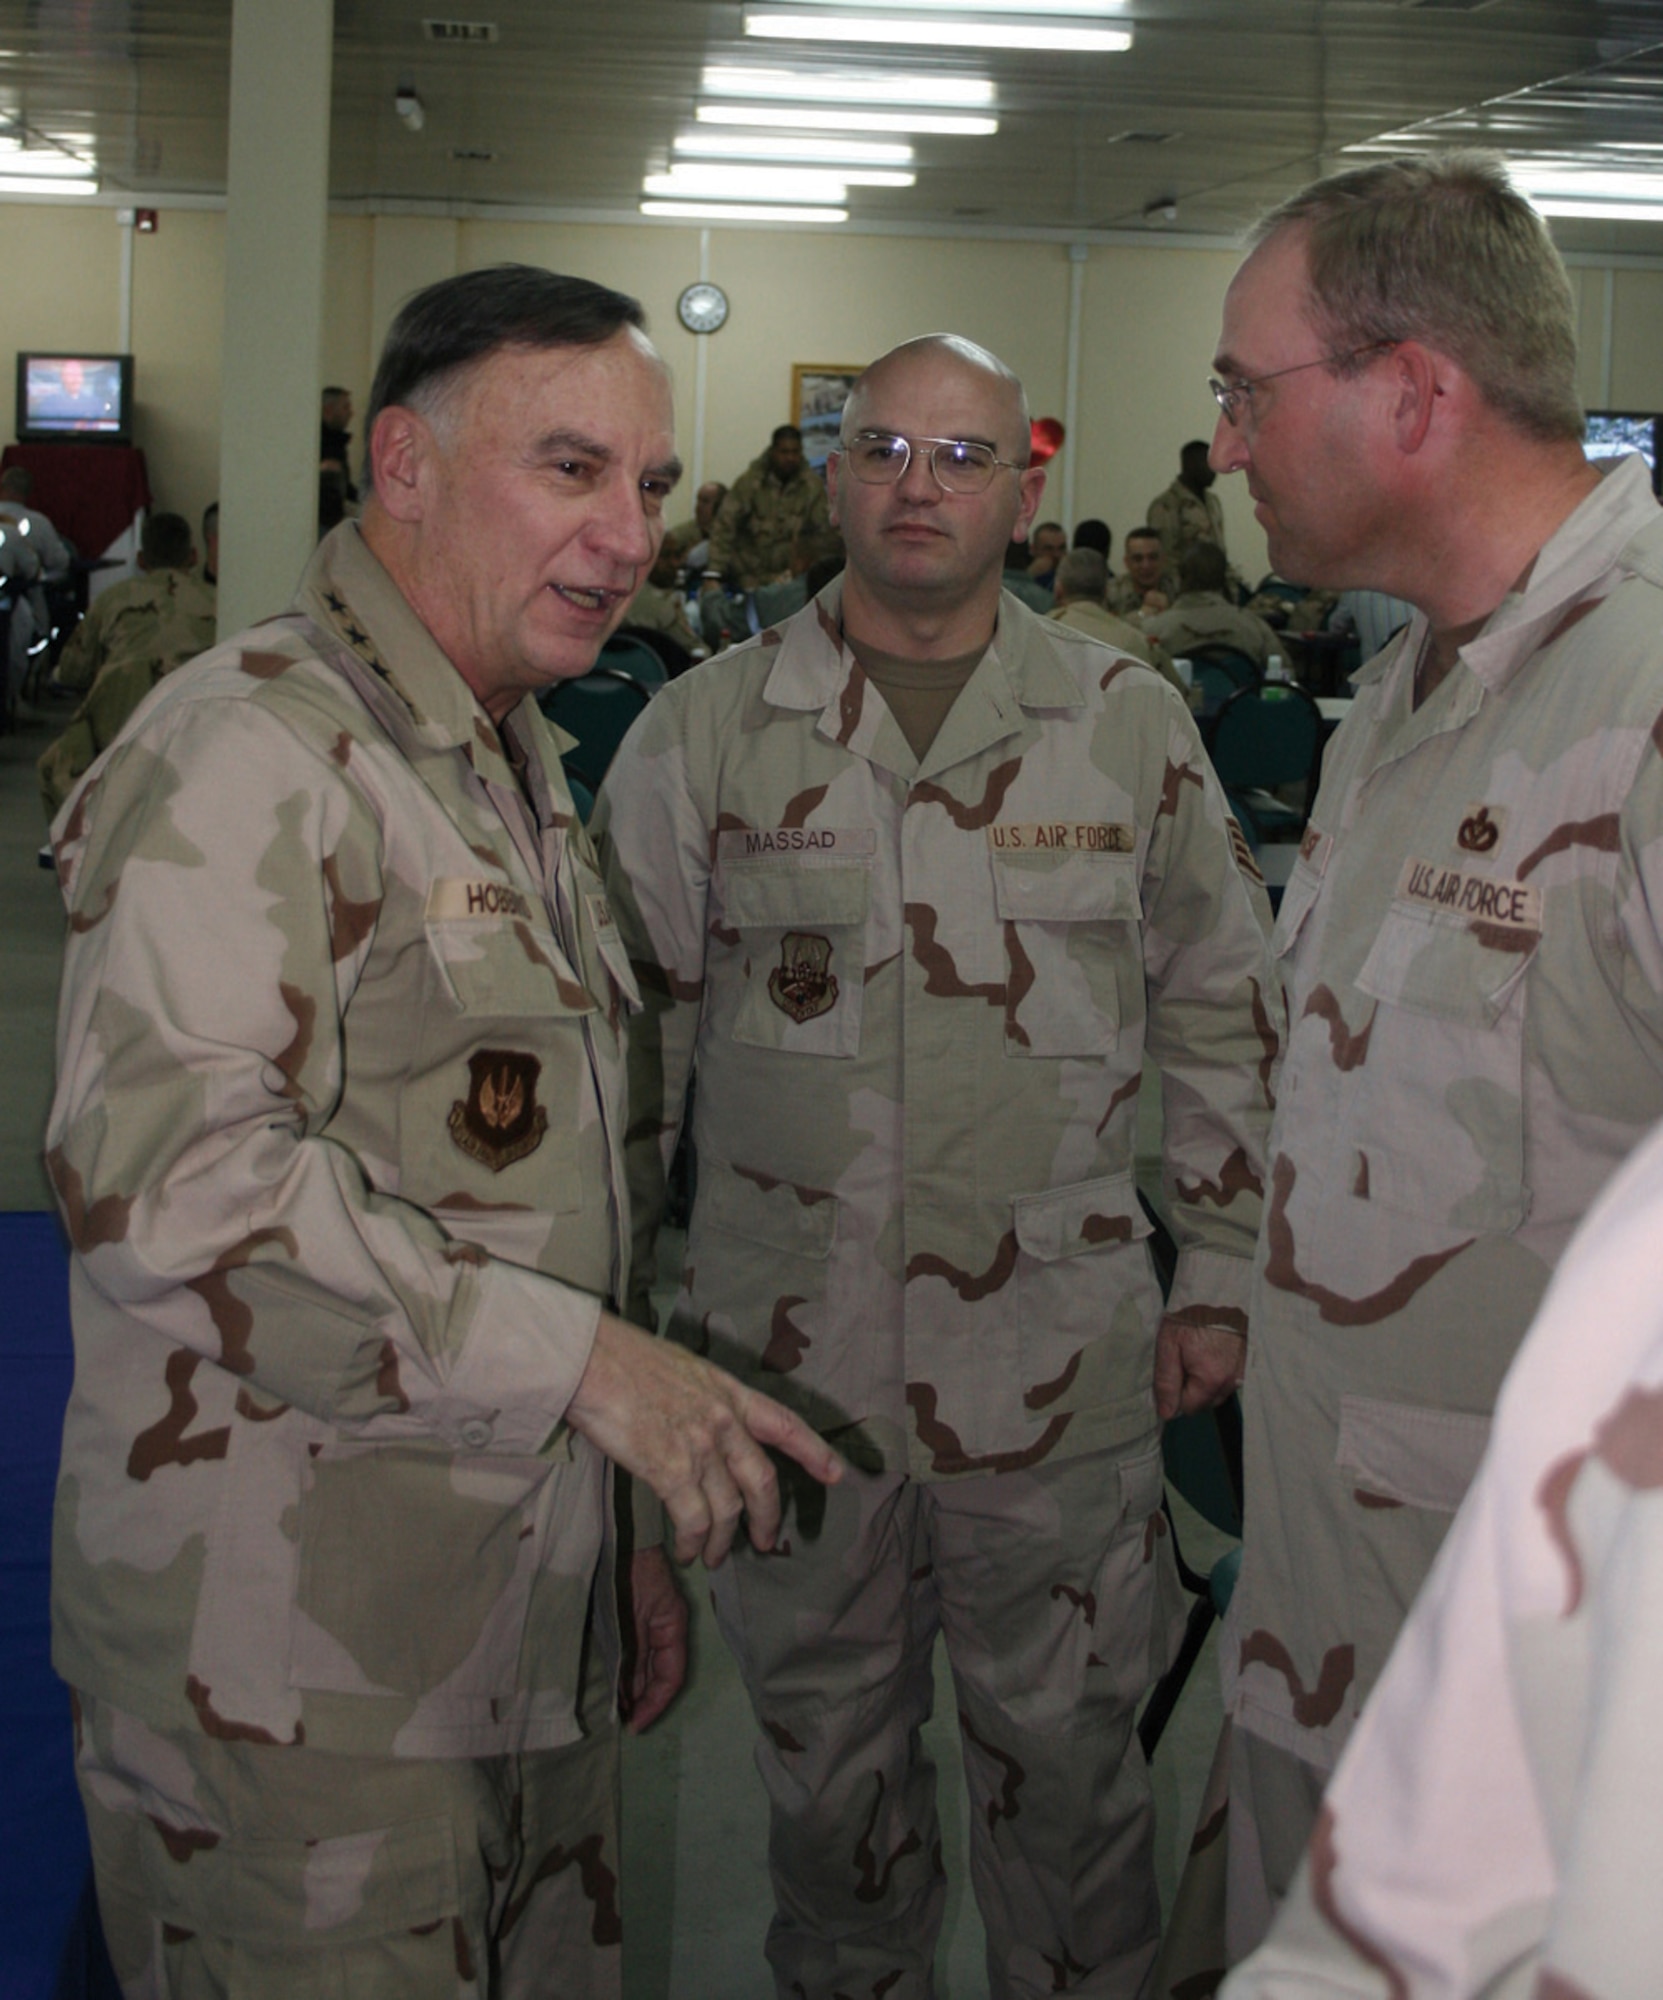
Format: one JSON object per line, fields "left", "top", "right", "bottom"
{"left": 459, "top": 1418, "right": 494, "bottom": 1450}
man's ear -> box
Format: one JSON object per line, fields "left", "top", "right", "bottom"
{"left": 1013, "top": 464, "right": 1047, "bottom": 542}
{"left": 368, "top": 406, "right": 433, "bottom": 524}
{"left": 1387, "top": 341, "right": 1445, "bottom": 456}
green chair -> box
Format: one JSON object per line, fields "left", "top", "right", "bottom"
{"left": 538, "top": 666, "right": 652, "bottom": 795}
{"left": 598, "top": 631, "right": 668, "bottom": 690}
{"left": 1184, "top": 643, "right": 1259, "bottom": 719}
{"left": 1205, "top": 680, "right": 1324, "bottom": 843}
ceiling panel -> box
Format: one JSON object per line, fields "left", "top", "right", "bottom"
{"left": 0, "top": 0, "right": 1661, "bottom": 247}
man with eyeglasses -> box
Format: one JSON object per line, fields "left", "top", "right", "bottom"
{"left": 1200, "top": 152, "right": 1663, "bottom": 1977}
{"left": 595, "top": 332, "right": 1280, "bottom": 1998}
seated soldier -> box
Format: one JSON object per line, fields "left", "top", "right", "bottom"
{"left": 1048, "top": 547, "right": 1189, "bottom": 701}
{"left": 1107, "top": 525, "right": 1177, "bottom": 618}
{"left": 53, "top": 511, "right": 215, "bottom": 695}
{"left": 1142, "top": 541, "right": 1282, "bottom": 670}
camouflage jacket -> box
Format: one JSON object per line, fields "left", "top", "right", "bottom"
{"left": 1227, "top": 455, "right": 1663, "bottom": 1772}
{"left": 1143, "top": 591, "right": 1280, "bottom": 670}
{"left": 1227, "top": 1116, "right": 1663, "bottom": 2000}
{"left": 705, "top": 453, "right": 832, "bottom": 590}
{"left": 1146, "top": 477, "right": 1227, "bottom": 574}
{"left": 47, "top": 522, "right": 635, "bottom": 1760}
{"left": 593, "top": 583, "right": 1280, "bottom": 1481}
{"left": 1107, "top": 570, "right": 1176, "bottom": 620}
{"left": 55, "top": 567, "right": 218, "bottom": 694}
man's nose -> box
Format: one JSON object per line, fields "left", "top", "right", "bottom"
{"left": 1210, "top": 413, "right": 1246, "bottom": 476}
{"left": 895, "top": 444, "right": 941, "bottom": 501}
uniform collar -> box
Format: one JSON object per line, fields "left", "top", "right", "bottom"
{"left": 759, "top": 575, "right": 1081, "bottom": 779}
{"left": 294, "top": 520, "right": 527, "bottom": 783}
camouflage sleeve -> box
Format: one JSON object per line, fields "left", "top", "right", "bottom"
{"left": 1611, "top": 728, "right": 1663, "bottom": 1007}
{"left": 1135, "top": 687, "right": 1282, "bottom": 1328}
{"left": 1146, "top": 488, "right": 1179, "bottom": 567}
{"left": 589, "top": 698, "right": 708, "bottom": 1333}
{"left": 704, "top": 477, "right": 751, "bottom": 580}
{"left": 47, "top": 694, "right": 602, "bottom": 1454}
{"left": 54, "top": 601, "right": 106, "bottom": 693}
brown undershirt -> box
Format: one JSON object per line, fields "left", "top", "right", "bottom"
{"left": 846, "top": 635, "right": 990, "bottom": 760}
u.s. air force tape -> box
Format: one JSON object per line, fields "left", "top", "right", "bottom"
{"left": 1394, "top": 857, "right": 1541, "bottom": 933}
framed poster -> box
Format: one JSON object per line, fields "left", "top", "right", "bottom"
{"left": 792, "top": 363, "right": 864, "bottom": 470}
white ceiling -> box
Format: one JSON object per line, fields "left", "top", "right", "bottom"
{"left": 8, "top": 0, "right": 1663, "bottom": 251}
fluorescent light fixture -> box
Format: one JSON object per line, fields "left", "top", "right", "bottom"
{"left": 674, "top": 132, "right": 916, "bottom": 165}
{"left": 1506, "top": 159, "right": 1663, "bottom": 219}
{"left": 641, "top": 199, "right": 849, "bottom": 223}
{"left": 698, "top": 103, "right": 998, "bottom": 135}
{"left": 0, "top": 174, "right": 96, "bottom": 194}
{"left": 783, "top": 0, "right": 1123, "bottom": 9}
{"left": 0, "top": 144, "right": 94, "bottom": 177}
{"left": 744, "top": 10, "right": 1131, "bottom": 51}
{"left": 1530, "top": 197, "right": 1663, "bottom": 220}
{"left": 703, "top": 63, "right": 994, "bottom": 106}
{"left": 645, "top": 166, "right": 852, "bottom": 201}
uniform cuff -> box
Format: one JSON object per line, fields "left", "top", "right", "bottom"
{"left": 1165, "top": 1246, "right": 1253, "bottom": 1336}
{"left": 427, "top": 1257, "right": 602, "bottom": 1454}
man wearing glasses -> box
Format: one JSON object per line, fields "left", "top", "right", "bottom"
{"left": 595, "top": 333, "right": 1280, "bottom": 1998}
{"left": 1205, "top": 152, "right": 1663, "bottom": 1967}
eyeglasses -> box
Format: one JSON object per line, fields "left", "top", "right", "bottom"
{"left": 1208, "top": 341, "right": 1398, "bottom": 427}
{"left": 838, "top": 430, "right": 1024, "bottom": 495}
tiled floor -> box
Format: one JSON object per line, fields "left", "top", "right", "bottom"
{"left": 3, "top": 691, "right": 1228, "bottom": 1997}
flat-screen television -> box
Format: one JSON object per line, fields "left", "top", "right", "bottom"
{"left": 1583, "top": 409, "right": 1661, "bottom": 496}
{"left": 15, "top": 352, "right": 134, "bottom": 444}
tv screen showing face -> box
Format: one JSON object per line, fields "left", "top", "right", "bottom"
{"left": 1583, "top": 410, "right": 1661, "bottom": 496}
{"left": 16, "top": 352, "right": 133, "bottom": 443}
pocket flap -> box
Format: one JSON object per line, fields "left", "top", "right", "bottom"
{"left": 1013, "top": 1171, "right": 1151, "bottom": 1263}
{"left": 1355, "top": 908, "right": 1536, "bottom": 1026}
{"left": 137, "top": 1810, "right": 460, "bottom": 1944}
{"left": 427, "top": 921, "right": 593, "bottom": 1018}
{"left": 992, "top": 854, "right": 1142, "bottom": 924}
{"left": 1335, "top": 1393, "right": 1491, "bottom": 1513}
{"left": 701, "top": 1161, "right": 838, "bottom": 1259}
{"left": 722, "top": 862, "right": 871, "bottom": 930}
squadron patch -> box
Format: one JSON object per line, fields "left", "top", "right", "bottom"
{"left": 448, "top": 1049, "right": 548, "bottom": 1171}
{"left": 768, "top": 931, "right": 839, "bottom": 1023}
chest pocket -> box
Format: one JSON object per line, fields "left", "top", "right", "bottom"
{"left": 415, "top": 917, "right": 595, "bottom": 1210}
{"left": 721, "top": 861, "right": 870, "bottom": 1057}
{"left": 992, "top": 853, "right": 1143, "bottom": 1057}
{"left": 1349, "top": 905, "right": 1538, "bottom": 1231}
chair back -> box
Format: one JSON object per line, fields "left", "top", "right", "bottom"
{"left": 538, "top": 666, "right": 652, "bottom": 793}
{"left": 1207, "top": 681, "right": 1323, "bottom": 804}
{"left": 617, "top": 623, "right": 696, "bottom": 680}
{"left": 598, "top": 632, "right": 668, "bottom": 690}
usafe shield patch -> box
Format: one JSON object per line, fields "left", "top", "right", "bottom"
{"left": 426, "top": 877, "right": 535, "bottom": 922}
{"left": 1395, "top": 857, "right": 1542, "bottom": 936}
{"left": 986, "top": 822, "right": 1135, "bottom": 853}
{"left": 448, "top": 1049, "right": 549, "bottom": 1170}
{"left": 768, "top": 931, "right": 839, "bottom": 1022}
{"left": 717, "top": 827, "right": 877, "bottom": 860}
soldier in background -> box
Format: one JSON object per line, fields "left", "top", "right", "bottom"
{"left": 1143, "top": 543, "right": 1282, "bottom": 671}
{"left": 1107, "top": 524, "right": 1177, "bottom": 618}
{"left": 52, "top": 511, "right": 215, "bottom": 696}
{"left": 1047, "top": 544, "right": 1186, "bottom": 697}
{"left": 1204, "top": 152, "right": 1663, "bottom": 1967}
{"left": 1147, "top": 439, "right": 1233, "bottom": 581}
{"left": 46, "top": 264, "right": 839, "bottom": 2000}
{"left": 596, "top": 332, "right": 1279, "bottom": 1999}
{"left": 700, "top": 424, "right": 831, "bottom": 594}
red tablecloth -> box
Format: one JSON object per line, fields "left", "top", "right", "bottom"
{"left": 0, "top": 442, "right": 150, "bottom": 558}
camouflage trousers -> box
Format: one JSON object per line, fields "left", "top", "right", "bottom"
{"left": 72, "top": 1689, "right": 623, "bottom": 2000}
{"left": 710, "top": 1441, "right": 1185, "bottom": 2000}
{"left": 1223, "top": 1723, "right": 1327, "bottom": 1966}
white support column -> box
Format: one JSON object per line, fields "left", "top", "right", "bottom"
{"left": 1061, "top": 243, "right": 1087, "bottom": 529}
{"left": 216, "top": 0, "right": 334, "bottom": 639}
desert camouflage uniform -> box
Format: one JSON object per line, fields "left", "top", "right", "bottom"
{"left": 48, "top": 520, "right": 636, "bottom": 1997}
{"left": 1144, "top": 591, "right": 1281, "bottom": 673}
{"left": 1228, "top": 1111, "right": 1663, "bottom": 1999}
{"left": 1046, "top": 597, "right": 1186, "bottom": 700}
{"left": 1146, "top": 477, "right": 1229, "bottom": 572}
{"left": 594, "top": 582, "right": 1280, "bottom": 1998}
{"left": 1225, "top": 455, "right": 1663, "bottom": 1946}
{"left": 706, "top": 452, "right": 832, "bottom": 590}
{"left": 54, "top": 564, "right": 216, "bottom": 694}
{"left": 1107, "top": 570, "right": 1176, "bottom": 621}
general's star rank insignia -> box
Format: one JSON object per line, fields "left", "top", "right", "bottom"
{"left": 767, "top": 931, "right": 838, "bottom": 1023}
{"left": 448, "top": 1049, "right": 548, "bottom": 1171}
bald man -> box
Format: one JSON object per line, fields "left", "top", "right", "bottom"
{"left": 595, "top": 334, "right": 1280, "bottom": 1999}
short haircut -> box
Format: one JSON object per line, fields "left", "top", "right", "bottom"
{"left": 1125, "top": 525, "right": 1163, "bottom": 549}
{"left": 0, "top": 465, "right": 32, "bottom": 499}
{"left": 1055, "top": 548, "right": 1108, "bottom": 602}
{"left": 1180, "top": 441, "right": 1211, "bottom": 461}
{"left": 322, "top": 385, "right": 349, "bottom": 401}
{"left": 1031, "top": 519, "right": 1066, "bottom": 543}
{"left": 770, "top": 425, "right": 803, "bottom": 448}
{"left": 1179, "top": 541, "right": 1229, "bottom": 595}
{"left": 1250, "top": 150, "right": 1583, "bottom": 444}
{"left": 141, "top": 512, "right": 194, "bottom": 569}
{"left": 1072, "top": 517, "right": 1111, "bottom": 556}
{"left": 367, "top": 264, "right": 647, "bottom": 437}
